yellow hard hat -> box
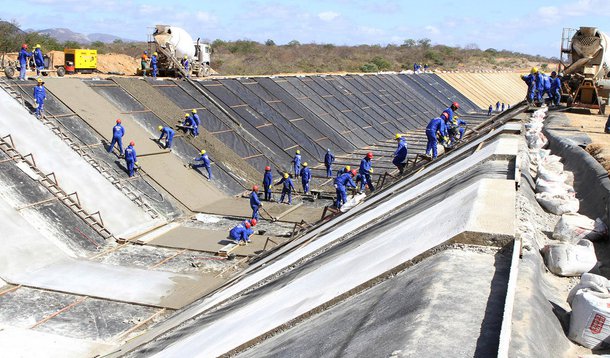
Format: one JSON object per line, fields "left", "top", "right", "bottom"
{"left": 37, "top": 78, "right": 43, "bottom": 83}
{"left": 296, "top": 150, "right": 300, "bottom": 154}
{"left": 153, "top": 52, "right": 158, "bottom": 55}
{"left": 303, "top": 162, "right": 308, "bottom": 167}
{"left": 531, "top": 67, "right": 538, "bottom": 74}
{"left": 345, "top": 165, "right": 350, "bottom": 171}
{"left": 192, "top": 109, "right": 197, "bottom": 113}
{"left": 184, "top": 55, "right": 188, "bottom": 59}
{"left": 283, "top": 173, "right": 289, "bottom": 178}
{"left": 185, "top": 113, "right": 190, "bottom": 117}
{"left": 158, "top": 125, "right": 163, "bottom": 131}
{"left": 35, "top": 44, "right": 41, "bottom": 48}
{"left": 200, "top": 149, "right": 206, "bottom": 154}
{"left": 395, "top": 133, "right": 402, "bottom": 139}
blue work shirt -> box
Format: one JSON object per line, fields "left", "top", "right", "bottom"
{"left": 160, "top": 127, "right": 175, "bottom": 140}
{"left": 324, "top": 151, "right": 335, "bottom": 166}
{"left": 18, "top": 48, "right": 31, "bottom": 65}
{"left": 278, "top": 177, "right": 295, "bottom": 191}
{"left": 112, "top": 124, "right": 125, "bottom": 138}
{"left": 335, "top": 172, "right": 356, "bottom": 189}
{"left": 192, "top": 113, "right": 201, "bottom": 126}
{"left": 359, "top": 158, "right": 372, "bottom": 175}
{"left": 151, "top": 55, "right": 158, "bottom": 66}
{"left": 300, "top": 167, "right": 312, "bottom": 182}
{"left": 124, "top": 145, "right": 137, "bottom": 163}
{"left": 263, "top": 171, "right": 273, "bottom": 187}
{"left": 194, "top": 153, "right": 211, "bottom": 166}
{"left": 34, "top": 48, "right": 44, "bottom": 67}
{"left": 550, "top": 77, "right": 561, "bottom": 91}
{"left": 33, "top": 85, "right": 46, "bottom": 101}
{"left": 441, "top": 107, "right": 455, "bottom": 122}
{"left": 394, "top": 138, "right": 408, "bottom": 161}
{"left": 250, "top": 191, "right": 261, "bottom": 206}
{"left": 426, "top": 117, "right": 446, "bottom": 136}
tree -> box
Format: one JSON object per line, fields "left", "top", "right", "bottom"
{"left": 371, "top": 56, "right": 391, "bottom": 71}
{"left": 402, "top": 39, "right": 416, "bottom": 48}
{"left": 464, "top": 43, "right": 479, "bottom": 50}
{"left": 63, "top": 41, "right": 81, "bottom": 49}
{"left": 265, "top": 39, "right": 276, "bottom": 46}
{"left": 360, "top": 63, "right": 379, "bottom": 73}
{"left": 287, "top": 40, "right": 301, "bottom": 47}
{"left": 0, "top": 20, "right": 22, "bottom": 54}
{"left": 417, "top": 38, "right": 431, "bottom": 50}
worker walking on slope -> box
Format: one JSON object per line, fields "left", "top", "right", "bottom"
{"left": 250, "top": 185, "right": 262, "bottom": 220}
{"left": 33, "top": 78, "right": 46, "bottom": 119}
{"left": 108, "top": 119, "right": 125, "bottom": 156}
{"left": 392, "top": 134, "right": 408, "bottom": 174}
{"left": 324, "top": 148, "right": 335, "bottom": 178}
{"left": 359, "top": 152, "right": 375, "bottom": 193}
{"left": 334, "top": 169, "right": 357, "bottom": 209}
{"left": 189, "top": 149, "right": 212, "bottom": 180}
{"left": 550, "top": 71, "right": 562, "bottom": 106}
{"left": 18, "top": 44, "right": 32, "bottom": 81}
{"left": 33, "top": 44, "right": 45, "bottom": 76}
{"left": 425, "top": 116, "right": 447, "bottom": 159}
{"left": 229, "top": 221, "right": 253, "bottom": 245}
{"left": 263, "top": 166, "right": 273, "bottom": 201}
{"left": 292, "top": 150, "right": 302, "bottom": 179}
{"left": 151, "top": 52, "right": 158, "bottom": 78}
{"left": 158, "top": 126, "right": 175, "bottom": 149}
{"left": 277, "top": 173, "right": 295, "bottom": 205}
{"left": 124, "top": 141, "right": 138, "bottom": 177}
{"left": 300, "top": 162, "right": 312, "bottom": 194}
{"left": 191, "top": 109, "right": 200, "bottom": 136}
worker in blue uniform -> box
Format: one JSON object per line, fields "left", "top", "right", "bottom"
{"left": 392, "top": 134, "right": 408, "bottom": 174}
{"left": 158, "top": 125, "right": 175, "bottom": 149}
{"left": 18, "top": 44, "right": 32, "bottom": 81}
{"left": 334, "top": 169, "right": 357, "bottom": 209}
{"left": 124, "top": 141, "right": 138, "bottom": 177}
{"left": 181, "top": 55, "right": 189, "bottom": 78}
{"left": 292, "top": 150, "right": 302, "bottom": 178}
{"left": 358, "top": 152, "right": 375, "bottom": 193}
{"left": 151, "top": 52, "right": 158, "bottom": 78}
{"left": 229, "top": 221, "right": 253, "bottom": 244}
{"left": 441, "top": 102, "right": 460, "bottom": 123}
{"left": 277, "top": 173, "right": 295, "bottom": 205}
{"left": 190, "top": 149, "right": 212, "bottom": 180}
{"left": 250, "top": 185, "right": 262, "bottom": 220}
{"left": 324, "top": 148, "right": 335, "bottom": 178}
{"left": 337, "top": 165, "right": 350, "bottom": 177}
{"left": 108, "top": 118, "right": 125, "bottom": 156}
{"left": 501, "top": 103, "right": 505, "bottom": 111}
{"left": 550, "top": 71, "right": 562, "bottom": 106}
{"left": 300, "top": 162, "right": 312, "bottom": 194}
{"left": 33, "top": 44, "right": 44, "bottom": 76}
{"left": 33, "top": 78, "right": 46, "bottom": 119}
{"left": 447, "top": 116, "right": 468, "bottom": 143}
{"left": 539, "top": 73, "right": 552, "bottom": 103}
{"left": 495, "top": 101, "right": 500, "bottom": 112}
{"left": 487, "top": 104, "right": 493, "bottom": 116}
{"left": 263, "top": 166, "right": 273, "bottom": 201}
{"left": 425, "top": 116, "right": 447, "bottom": 159}
{"left": 521, "top": 72, "right": 536, "bottom": 103}
{"left": 191, "top": 109, "right": 200, "bottom": 136}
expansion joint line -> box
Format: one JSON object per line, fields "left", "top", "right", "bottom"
{"left": 30, "top": 296, "right": 88, "bottom": 329}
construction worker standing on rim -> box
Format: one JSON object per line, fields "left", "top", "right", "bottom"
{"left": 250, "top": 185, "right": 262, "bottom": 220}
{"left": 33, "top": 78, "right": 46, "bottom": 119}
{"left": 18, "top": 44, "right": 32, "bottom": 81}
{"left": 124, "top": 141, "right": 138, "bottom": 177}
{"left": 189, "top": 149, "right": 212, "bottom": 180}
{"left": 108, "top": 119, "right": 125, "bottom": 157}
{"left": 263, "top": 166, "right": 273, "bottom": 201}
{"left": 151, "top": 52, "right": 158, "bottom": 78}
{"left": 292, "top": 150, "right": 302, "bottom": 178}
{"left": 300, "top": 162, "right": 312, "bottom": 194}
{"left": 359, "top": 152, "right": 374, "bottom": 193}
{"left": 324, "top": 148, "right": 335, "bottom": 178}
{"left": 33, "top": 44, "right": 45, "bottom": 76}
{"left": 277, "top": 173, "right": 295, "bottom": 205}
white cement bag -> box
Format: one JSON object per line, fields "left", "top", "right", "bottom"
{"left": 537, "top": 166, "right": 569, "bottom": 184}
{"left": 542, "top": 239, "right": 597, "bottom": 277}
{"left": 525, "top": 131, "right": 548, "bottom": 149}
{"left": 535, "top": 192, "right": 580, "bottom": 215}
{"left": 525, "top": 121, "right": 543, "bottom": 132}
{"left": 535, "top": 178, "right": 574, "bottom": 195}
{"left": 538, "top": 160, "right": 564, "bottom": 176}
{"left": 568, "top": 273, "right": 610, "bottom": 306}
{"left": 553, "top": 214, "right": 608, "bottom": 243}
{"left": 569, "top": 290, "right": 610, "bottom": 349}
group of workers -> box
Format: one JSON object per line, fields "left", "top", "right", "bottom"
{"left": 425, "top": 102, "right": 467, "bottom": 159}
{"left": 487, "top": 102, "right": 510, "bottom": 115}
{"left": 413, "top": 63, "right": 430, "bottom": 73}
{"left": 521, "top": 67, "right": 562, "bottom": 106}
{"left": 141, "top": 51, "right": 159, "bottom": 78}
{"left": 18, "top": 43, "right": 46, "bottom": 81}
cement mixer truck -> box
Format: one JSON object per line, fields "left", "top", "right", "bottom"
{"left": 145, "top": 25, "right": 211, "bottom": 78}
{"left": 559, "top": 26, "right": 610, "bottom": 114}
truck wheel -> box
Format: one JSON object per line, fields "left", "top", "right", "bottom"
{"left": 4, "top": 66, "right": 15, "bottom": 79}
{"left": 56, "top": 66, "right": 66, "bottom": 77}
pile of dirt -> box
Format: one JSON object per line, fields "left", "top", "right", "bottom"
{"left": 47, "top": 51, "right": 139, "bottom": 75}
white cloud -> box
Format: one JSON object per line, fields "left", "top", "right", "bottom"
{"left": 196, "top": 11, "right": 217, "bottom": 23}
{"left": 424, "top": 25, "right": 440, "bottom": 35}
{"left": 318, "top": 11, "right": 340, "bottom": 21}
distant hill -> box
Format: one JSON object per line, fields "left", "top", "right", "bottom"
{"left": 34, "top": 28, "right": 135, "bottom": 44}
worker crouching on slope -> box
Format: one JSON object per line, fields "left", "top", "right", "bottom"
{"left": 108, "top": 119, "right": 125, "bottom": 157}
{"left": 250, "top": 185, "right": 262, "bottom": 220}
{"left": 334, "top": 169, "right": 357, "bottom": 209}
{"left": 263, "top": 166, "right": 273, "bottom": 201}
{"left": 425, "top": 116, "right": 447, "bottom": 159}
{"left": 358, "top": 152, "right": 374, "bottom": 193}
{"left": 229, "top": 221, "right": 253, "bottom": 245}
{"left": 33, "top": 78, "right": 46, "bottom": 119}
{"left": 189, "top": 149, "right": 212, "bottom": 180}
{"left": 124, "top": 141, "right": 138, "bottom": 177}
{"left": 158, "top": 125, "right": 175, "bottom": 149}
{"left": 392, "top": 134, "right": 408, "bottom": 174}
{"left": 300, "top": 162, "right": 312, "bottom": 194}
{"left": 447, "top": 115, "right": 467, "bottom": 144}
{"left": 277, "top": 173, "right": 295, "bottom": 205}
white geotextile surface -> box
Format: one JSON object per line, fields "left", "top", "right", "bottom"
{"left": 0, "top": 326, "right": 114, "bottom": 358}
{"left": 0, "top": 90, "right": 157, "bottom": 238}
{"left": 154, "top": 178, "right": 512, "bottom": 357}
{"left": 0, "top": 197, "right": 196, "bottom": 306}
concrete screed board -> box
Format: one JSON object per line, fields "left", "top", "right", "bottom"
{"left": 0, "top": 90, "right": 156, "bottom": 238}
{"left": 44, "top": 78, "right": 163, "bottom": 156}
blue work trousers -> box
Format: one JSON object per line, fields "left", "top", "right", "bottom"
{"left": 108, "top": 135, "right": 123, "bottom": 154}
{"left": 426, "top": 129, "right": 438, "bottom": 158}
{"left": 280, "top": 188, "right": 292, "bottom": 204}
{"left": 264, "top": 184, "right": 272, "bottom": 201}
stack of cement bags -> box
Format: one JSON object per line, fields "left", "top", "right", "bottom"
{"left": 568, "top": 273, "right": 610, "bottom": 348}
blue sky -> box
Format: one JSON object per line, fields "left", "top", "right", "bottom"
{"left": 3, "top": 0, "right": 610, "bottom": 57}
